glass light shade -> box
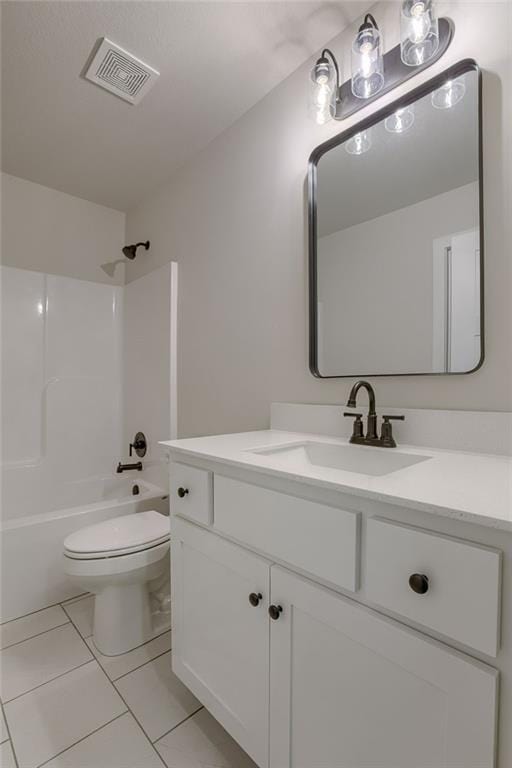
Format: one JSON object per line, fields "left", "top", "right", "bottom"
{"left": 401, "top": 0, "right": 439, "bottom": 66}
{"left": 345, "top": 129, "right": 372, "bottom": 155}
{"left": 431, "top": 76, "right": 466, "bottom": 109}
{"left": 351, "top": 25, "right": 384, "bottom": 99}
{"left": 385, "top": 104, "right": 415, "bottom": 133}
{"left": 309, "top": 59, "right": 336, "bottom": 125}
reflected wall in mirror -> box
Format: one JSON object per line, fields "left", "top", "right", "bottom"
{"left": 309, "top": 61, "right": 482, "bottom": 378}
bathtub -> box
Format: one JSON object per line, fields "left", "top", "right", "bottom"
{"left": 0, "top": 475, "right": 169, "bottom": 622}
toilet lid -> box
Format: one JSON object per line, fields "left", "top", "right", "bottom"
{"left": 63, "top": 511, "right": 170, "bottom": 558}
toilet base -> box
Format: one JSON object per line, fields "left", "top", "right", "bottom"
{"left": 64, "top": 542, "right": 170, "bottom": 656}
{"left": 93, "top": 581, "right": 153, "bottom": 655}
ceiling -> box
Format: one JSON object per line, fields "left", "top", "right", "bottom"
{"left": 317, "top": 69, "right": 480, "bottom": 237}
{"left": 1, "top": 1, "right": 362, "bottom": 212}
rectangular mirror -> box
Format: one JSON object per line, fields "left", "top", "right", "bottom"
{"left": 309, "top": 60, "right": 483, "bottom": 378}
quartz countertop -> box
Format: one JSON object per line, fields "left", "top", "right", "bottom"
{"left": 160, "top": 430, "right": 512, "bottom": 532}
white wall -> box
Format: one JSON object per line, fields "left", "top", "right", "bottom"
{"left": 126, "top": 1, "right": 512, "bottom": 438}
{"left": 317, "top": 183, "right": 479, "bottom": 376}
{"left": 122, "top": 263, "right": 174, "bottom": 490}
{"left": 1, "top": 173, "right": 125, "bottom": 284}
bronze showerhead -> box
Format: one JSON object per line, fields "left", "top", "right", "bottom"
{"left": 122, "top": 240, "right": 150, "bottom": 259}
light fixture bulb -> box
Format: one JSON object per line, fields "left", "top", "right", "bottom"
{"left": 385, "top": 104, "right": 415, "bottom": 133}
{"left": 345, "top": 129, "right": 372, "bottom": 155}
{"left": 309, "top": 58, "right": 335, "bottom": 124}
{"left": 351, "top": 16, "right": 384, "bottom": 100}
{"left": 431, "top": 76, "right": 466, "bottom": 109}
{"left": 309, "top": 50, "right": 342, "bottom": 124}
{"left": 400, "top": 0, "right": 439, "bottom": 66}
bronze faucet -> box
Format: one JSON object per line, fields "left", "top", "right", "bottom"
{"left": 344, "top": 380, "right": 404, "bottom": 448}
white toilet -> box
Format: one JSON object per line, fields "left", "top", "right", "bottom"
{"left": 63, "top": 511, "right": 170, "bottom": 656}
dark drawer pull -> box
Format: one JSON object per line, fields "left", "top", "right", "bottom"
{"left": 268, "top": 604, "right": 283, "bottom": 620}
{"left": 409, "top": 573, "right": 429, "bottom": 595}
{"left": 249, "top": 592, "right": 262, "bottom": 607}
{"left": 177, "top": 487, "right": 189, "bottom": 498}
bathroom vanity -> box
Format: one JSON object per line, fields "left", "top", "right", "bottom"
{"left": 162, "top": 407, "right": 511, "bottom": 768}
{"left": 160, "top": 60, "right": 506, "bottom": 767}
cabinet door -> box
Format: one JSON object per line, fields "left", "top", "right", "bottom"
{"left": 171, "top": 516, "right": 270, "bottom": 767}
{"left": 270, "top": 566, "right": 497, "bottom": 768}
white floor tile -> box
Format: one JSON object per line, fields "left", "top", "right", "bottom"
{"left": 0, "top": 623, "right": 92, "bottom": 702}
{"left": 4, "top": 661, "right": 126, "bottom": 768}
{"left": 115, "top": 652, "right": 200, "bottom": 742}
{"left": 44, "top": 713, "right": 163, "bottom": 768}
{"left": 62, "top": 595, "right": 94, "bottom": 638}
{"left": 0, "top": 605, "right": 69, "bottom": 650}
{"left": 86, "top": 630, "right": 171, "bottom": 680}
{"left": 155, "top": 708, "right": 257, "bottom": 768}
{"left": 0, "top": 740, "right": 16, "bottom": 768}
{"left": 1, "top": 707, "right": 8, "bottom": 743}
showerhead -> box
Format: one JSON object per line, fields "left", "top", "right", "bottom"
{"left": 122, "top": 240, "right": 150, "bottom": 260}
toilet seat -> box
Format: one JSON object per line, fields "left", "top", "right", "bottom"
{"left": 63, "top": 510, "right": 170, "bottom": 560}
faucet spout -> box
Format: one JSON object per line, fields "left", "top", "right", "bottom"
{"left": 346, "top": 380, "right": 376, "bottom": 415}
{"left": 345, "top": 380, "right": 378, "bottom": 440}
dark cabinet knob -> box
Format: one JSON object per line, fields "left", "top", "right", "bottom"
{"left": 249, "top": 592, "right": 262, "bottom": 607}
{"left": 268, "top": 604, "right": 283, "bottom": 620}
{"left": 409, "top": 573, "right": 429, "bottom": 594}
{"left": 177, "top": 487, "right": 189, "bottom": 498}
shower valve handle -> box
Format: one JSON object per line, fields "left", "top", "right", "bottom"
{"left": 129, "top": 432, "right": 147, "bottom": 458}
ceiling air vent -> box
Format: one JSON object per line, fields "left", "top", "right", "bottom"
{"left": 84, "top": 38, "right": 159, "bottom": 105}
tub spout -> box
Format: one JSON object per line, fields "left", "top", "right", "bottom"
{"left": 116, "top": 461, "right": 143, "bottom": 473}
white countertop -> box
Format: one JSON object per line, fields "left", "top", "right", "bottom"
{"left": 161, "top": 430, "right": 512, "bottom": 532}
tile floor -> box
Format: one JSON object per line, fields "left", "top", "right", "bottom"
{"left": 0, "top": 596, "right": 257, "bottom": 768}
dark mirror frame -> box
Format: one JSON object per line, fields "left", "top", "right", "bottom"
{"left": 308, "top": 59, "right": 484, "bottom": 379}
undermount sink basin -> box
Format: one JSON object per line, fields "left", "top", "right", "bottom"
{"left": 250, "top": 441, "right": 431, "bottom": 477}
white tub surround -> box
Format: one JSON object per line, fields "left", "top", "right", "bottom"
{"left": 162, "top": 406, "right": 512, "bottom": 768}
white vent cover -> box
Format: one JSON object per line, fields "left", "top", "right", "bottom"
{"left": 84, "top": 38, "right": 159, "bottom": 104}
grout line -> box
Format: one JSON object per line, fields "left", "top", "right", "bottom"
{"left": 87, "top": 626, "right": 171, "bottom": 662}
{"left": 0, "top": 595, "right": 87, "bottom": 626}
{"left": 60, "top": 605, "right": 93, "bottom": 639}
{"left": 59, "top": 593, "right": 90, "bottom": 607}
{"left": 34, "top": 710, "right": 129, "bottom": 768}
{"left": 0, "top": 620, "right": 70, "bottom": 652}
{"left": 3, "top": 659, "right": 95, "bottom": 705}
{"left": 153, "top": 706, "right": 204, "bottom": 745}
{"left": 1, "top": 702, "right": 20, "bottom": 768}
{"left": 109, "top": 647, "right": 173, "bottom": 682}
{"left": 65, "top": 609, "right": 169, "bottom": 768}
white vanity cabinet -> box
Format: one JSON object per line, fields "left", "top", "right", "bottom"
{"left": 169, "top": 460, "right": 500, "bottom": 768}
{"left": 171, "top": 516, "right": 270, "bottom": 767}
{"left": 270, "top": 566, "right": 497, "bottom": 768}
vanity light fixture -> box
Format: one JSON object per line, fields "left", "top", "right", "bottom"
{"left": 385, "top": 104, "right": 415, "bottom": 133}
{"left": 309, "top": 49, "right": 342, "bottom": 124}
{"left": 345, "top": 129, "right": 372, "bottom": 155}
{"left": 351, "top": 14, "right": 384, "bottom": 99}
{"left": 431, "top": 75, "right": 466, "bottom": 109}
{"left": 401, "top": 0, "right": 439, "bottom": 67}
{"left": 308, "top": 4, "right": 452, "bottom": 125}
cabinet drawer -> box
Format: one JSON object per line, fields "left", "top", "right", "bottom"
{"left": 169, "top": 462, "right": 212, "bottom": 525}
{"left": 366, "top": 518, "right": 501, "bottom": 656}
{"left": 214, "top": 475, "right": 359, "bottom": 592}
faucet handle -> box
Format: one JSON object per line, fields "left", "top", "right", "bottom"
{"left": 343, "top": 412, "right": 364, "bottom": 439}
{"left": 380, "top": 414, "right": 405, "bottom": 448}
